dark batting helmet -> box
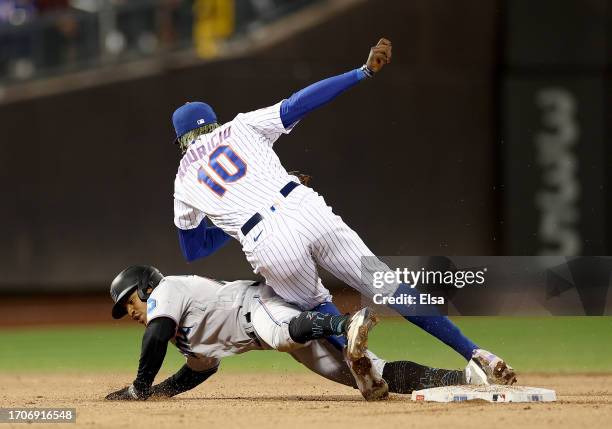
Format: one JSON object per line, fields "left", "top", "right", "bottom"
{"left": 110, "top": 265, "right": 164, "bottom": 319}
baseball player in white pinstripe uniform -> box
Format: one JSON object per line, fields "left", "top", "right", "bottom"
{"left": 170, "top": 38, "right": 517, "bottom": 386}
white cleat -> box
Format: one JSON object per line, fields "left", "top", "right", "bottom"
{"left": 346, "top": 307, "right": 377, "bottom": 361}
{"left": 470, "top": 349, "right": 518, "bottom": 385}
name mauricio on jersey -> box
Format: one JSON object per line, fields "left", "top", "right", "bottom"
{"left": 177, "top": 126, "right": 232, "bottom": 181}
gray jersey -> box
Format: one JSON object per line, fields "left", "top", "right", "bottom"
{"left": 146, "top": 275, "right": 262, "bottom": 371}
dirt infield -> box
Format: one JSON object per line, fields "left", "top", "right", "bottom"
{"left": 1, "top": 373, "right": 610, "bottom": 429}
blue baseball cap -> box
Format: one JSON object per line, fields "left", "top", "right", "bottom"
{"left": 172, "top": 102, "right": 217, "bottom": 143}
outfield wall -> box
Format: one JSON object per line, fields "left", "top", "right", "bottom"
{"left": 0, "top": 0, "right": 501, "bottom": 291}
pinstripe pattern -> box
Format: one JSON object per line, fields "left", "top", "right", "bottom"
{"left": 173, "top": 101, "right": 299, "bottom": 234}
{"left": 243, "top": 185, "right": 393, "bottom": 309}
{"left": 248, "top": 284, "right": 387, "bottom": 385}
{"left": 173, "top": 101, "right": 395, "bottom": 310}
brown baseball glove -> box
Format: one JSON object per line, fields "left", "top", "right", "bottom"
{"left": 365, "top": 38, "right": 392, "bottom": 75}
{"left": 289, "top": 171, "right": 312, "bottom": 186}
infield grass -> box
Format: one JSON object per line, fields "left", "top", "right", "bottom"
{"left": 0, "top": 317, "right": 610, "bottom": 373}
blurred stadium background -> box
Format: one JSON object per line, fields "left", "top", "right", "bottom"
{"left": 0, "top": 0, "right": 610, "bottom": 374}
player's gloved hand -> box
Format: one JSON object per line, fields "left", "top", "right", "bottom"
{"left": 105, "top": 384, "right": 150, "bottom": 401}
{"left": 363, "top": 38, "right": 392, "bottom": 76}
{"left": 471, "top": 349, "right": 517, "bottom": 385}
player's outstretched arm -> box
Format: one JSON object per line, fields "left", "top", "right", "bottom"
{"left": 149, "top": 364, "right": 219, "bottom": 398}
{"left": 279, "top": 38, "right": 392, "bottom": 128}
{"left": 105, "top": 317, "right": 177, "bottom": 400}
{"left": 177, "top": 218, "right": 231, "bottom": 262}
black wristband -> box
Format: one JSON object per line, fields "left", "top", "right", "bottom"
{"left": 360, "top": 64, "right": 374, "bottom": 78}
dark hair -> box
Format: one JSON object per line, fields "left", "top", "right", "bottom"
{"left": 178, "top": 123, "right": 220, "bottom": 153}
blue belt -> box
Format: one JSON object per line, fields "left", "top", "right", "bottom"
{"left": 240, "top": 181, "right": 300, "bottom": 236}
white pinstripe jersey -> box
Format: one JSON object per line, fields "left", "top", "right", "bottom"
{"left": 173, "top": 101, "right": 299, "bottom": 237}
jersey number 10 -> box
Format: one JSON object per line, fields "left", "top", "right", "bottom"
{"left": 197, "top": 145, "right": 247, "bottom": 197}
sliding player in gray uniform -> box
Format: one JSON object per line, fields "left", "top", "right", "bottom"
{"left": 105, "top": 265, "right": 480, "bottom": 402}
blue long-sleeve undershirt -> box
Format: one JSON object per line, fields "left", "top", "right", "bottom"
{"left": 280, "top": 68, "right": 367, "bottom": 128}
{"left": 177, "top": 219, "right": 231, "bottom": 262}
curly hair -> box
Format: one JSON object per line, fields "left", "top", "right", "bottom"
{"left": 177, "top": 123, "right": 220, "bottom": 154}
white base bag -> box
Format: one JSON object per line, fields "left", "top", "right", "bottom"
{"left": 411, "top": 385, "right": 557, "bottom": 403}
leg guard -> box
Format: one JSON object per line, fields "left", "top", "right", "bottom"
{"left": 288, "top": 311, "right": 349, "bottom": 344}
{"left": 311, "top": 301, "right": 347, "bottom": 350}
{"left": 382, "top": 361, "right": 466, "bottom": 394}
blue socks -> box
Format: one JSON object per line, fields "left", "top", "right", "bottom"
{"left": 312, "top": 286, "right": 478, "bottom": 361}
